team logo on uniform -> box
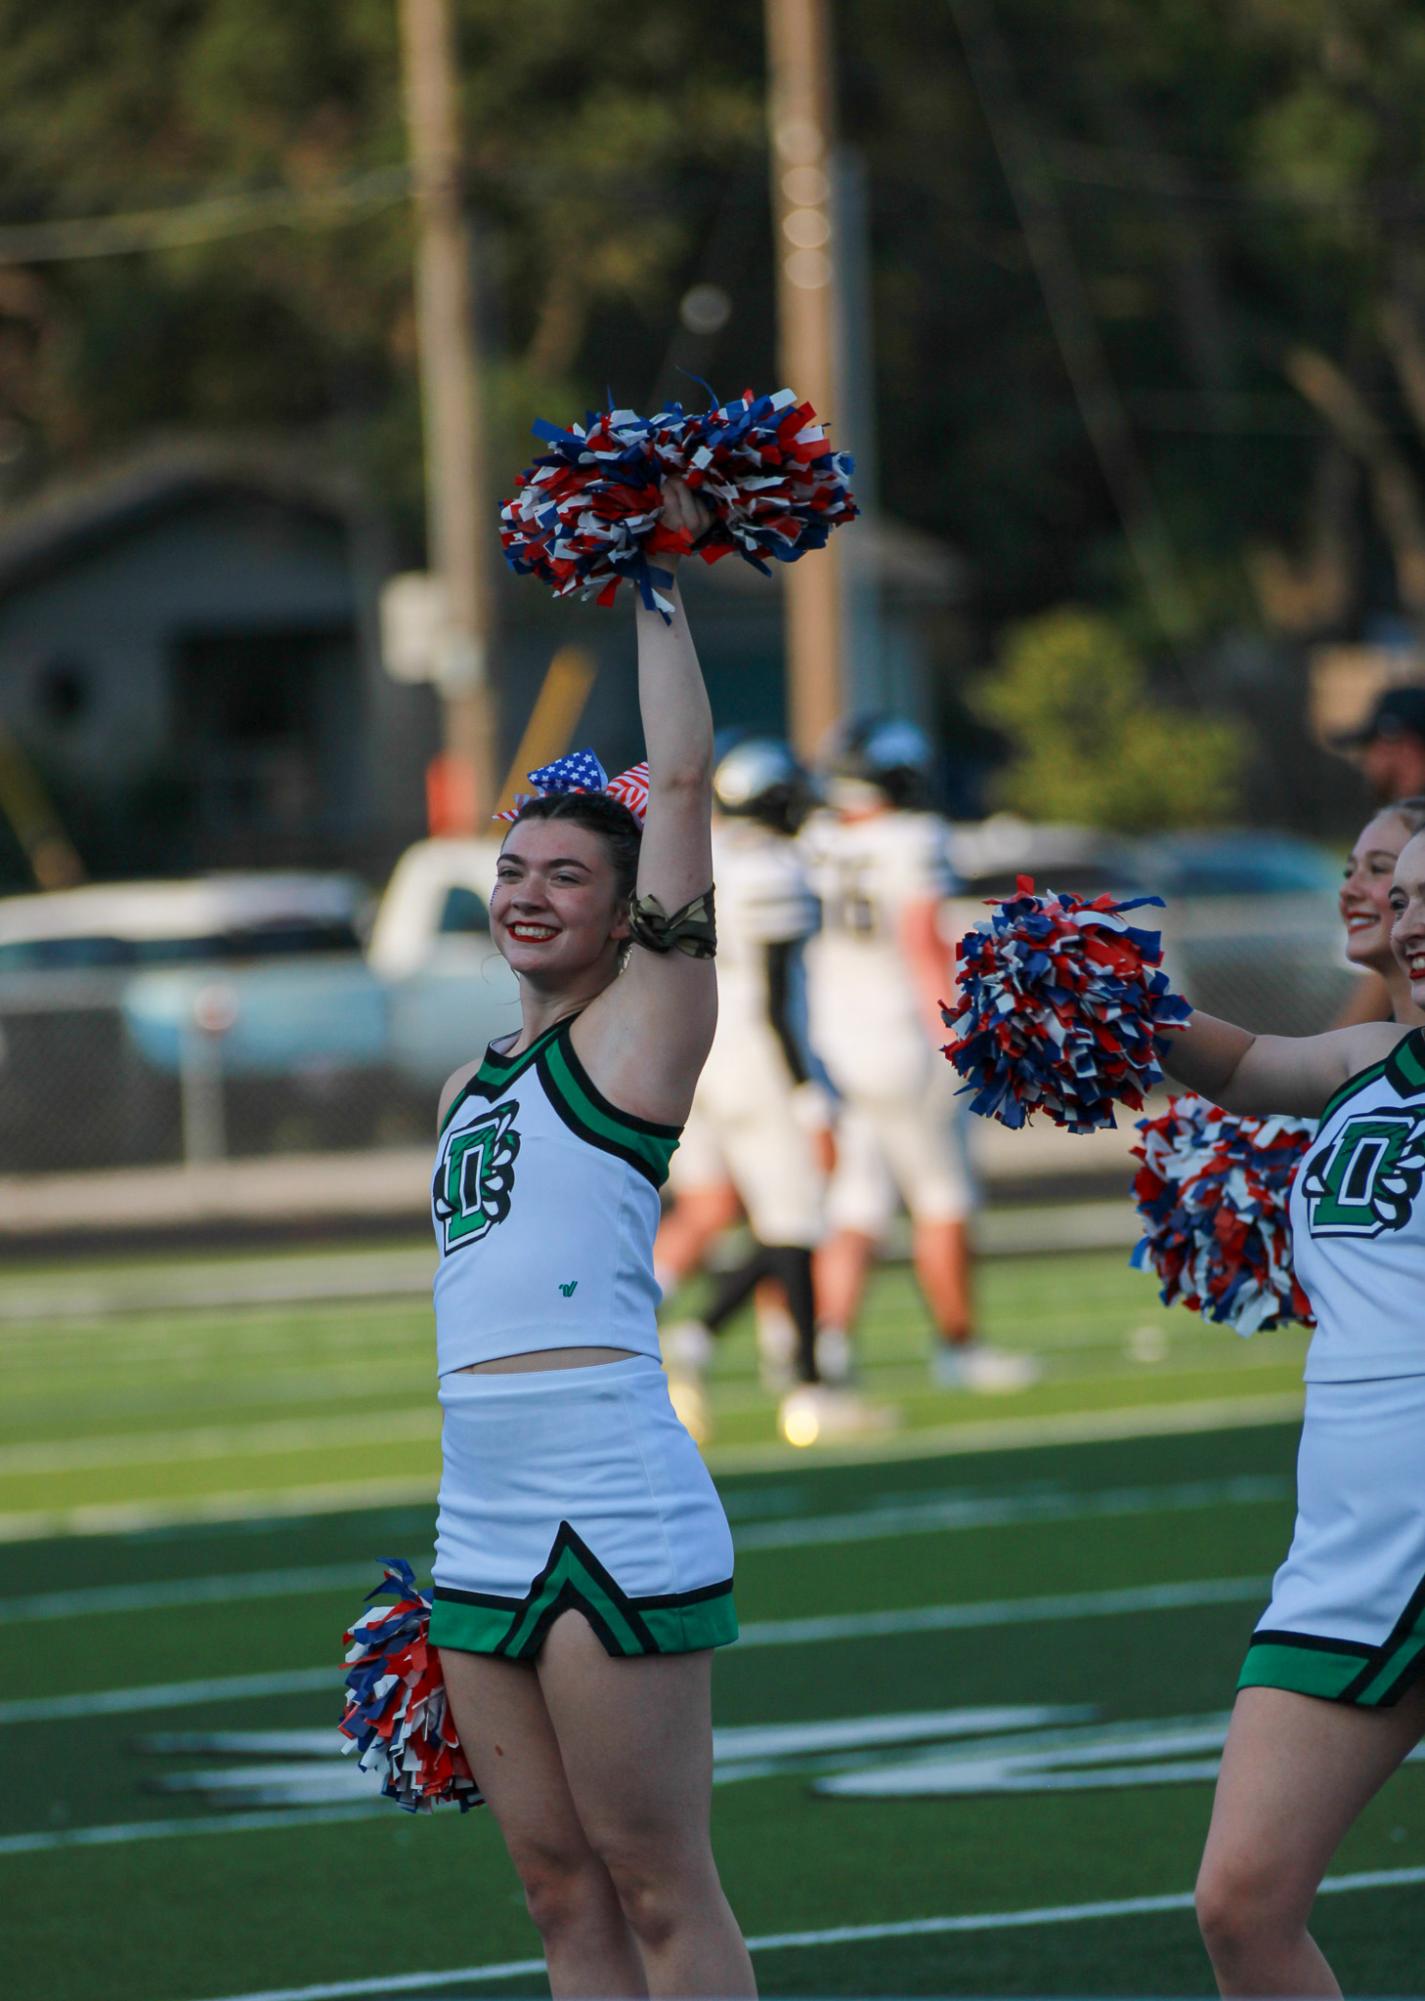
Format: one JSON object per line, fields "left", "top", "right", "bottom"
{"left": 433, "top": 1098, "right": 521, "bottom": 1252}
{"left": 1300, "top": 1108, "right": 1425, "bottom": 1237}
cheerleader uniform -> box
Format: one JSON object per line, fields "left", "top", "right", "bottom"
{"left": 1240, "top": 1027, "right": 1425, "bottom": 1706}
{"left": 426, "top": 1016, "right": 738, "bottom": 1660}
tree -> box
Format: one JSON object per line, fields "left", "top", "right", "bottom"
{"left": 975, "top": 607, "right": 1247, "bottom": 832}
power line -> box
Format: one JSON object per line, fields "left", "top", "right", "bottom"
{"left": 946, "top": 0, "right": 1201, "bottom": 675}
{"left": 0, "top": 166, "right": 412, "bottom": 267}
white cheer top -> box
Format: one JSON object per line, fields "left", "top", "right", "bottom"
{"left": 431, "top": 1017, "right": 679, "bottom": 1373}
{"left": 1291, "top": 1027, "right": 1425, "bottom": 1382}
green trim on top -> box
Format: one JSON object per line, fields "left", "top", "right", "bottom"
{"left": 539, "top": 1027, "right": 680, "bottom": 1188}
{"left": 1387, "top": 1028, "right": 1425, "bottom": 1098}
{"left": 428, "top": 1521, "right": 737, "bottom": 1660}
{"left": 1318, "top": 1060, "right": 1389, "bottom": 1130}
{"left": 437, "top": 1021, "right": 568, "bottom": 1137}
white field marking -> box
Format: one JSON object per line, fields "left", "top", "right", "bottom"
{"left": 0, "top": 1406, "right": 438, "bottom": 1475}
{"left": 0, "top": 1250, "right": 434, "bottom": 1323}
{"left": 0, "top": 1474, "right": 1285, "bottom": 1623}
{"left": 137, "top": 1706, "right": 1090, "bottom": 1809}
{"left": 732, "top": 1472, "right": 1288, "bottom": 1553}
{"left": 734, "top": 1574, "right": 1268, "bottom": 1648}
{"left": 182, "top": 1867, "right": 1425, "bottom": 2001}
{"left": 0, "top": 1575, "right": 1268, "bottom": 1726}
{"left": 0, "top": 1394, "right": 1305, "bottom": 1543}
{"left": 0, "top": 1802, "right": 381, "bottom": 1858}
{"left": 0, "top": 1474, "right": 441, "bottom": 1544}
{"left": 0, "top": 1203, "right": 1136, "bottom": 1327}
{"left": 704, "top": 1389, "right": 1305, "bottom": 1474}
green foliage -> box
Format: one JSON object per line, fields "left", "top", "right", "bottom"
{"left": 976, "top": 607, "right": 1247, "bottom": 832}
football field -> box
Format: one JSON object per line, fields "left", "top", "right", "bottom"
{"left": 4, "top": 1236, "right": 1423, "bottom": 2000}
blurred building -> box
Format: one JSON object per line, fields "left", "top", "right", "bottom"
{"left": 0, "top": 440, "right": 432, "bottom": 878}
{"left": 0, "top": 439, "right": 968, "bottom": 885}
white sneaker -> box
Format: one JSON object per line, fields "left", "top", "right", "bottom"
{"left": 778, "top": 1384, "right": 898, "bottom": 1447}
{"left": 930, "top": 1342, "right": 1041, "bottom": 1394}
{"left": 663, "top": 1320, "right": 715, "bottom": 1374}
{"left": 813, "top": 1326, "right": 855, "bottom": 1385}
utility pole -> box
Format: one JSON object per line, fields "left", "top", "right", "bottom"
{"left": 765, "top": 0, "right": 846, "bottom": 758}
{"left": 399, "top": 0, "right": 498, "bottom": 827}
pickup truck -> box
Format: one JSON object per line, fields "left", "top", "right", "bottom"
{"left": 0, "top": 851, "right": 519, "bottom": 1169}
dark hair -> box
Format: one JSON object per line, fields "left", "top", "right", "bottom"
{"left": 505, "top": 790, "right": 642, "bottom": 903}
{"left": 1386, "top": 795, "right": 1425, "bottom": 837}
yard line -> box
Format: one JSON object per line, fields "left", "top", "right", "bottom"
{"left": 0, "top": 1406, "right": 438, "bottom": 1475}
{"left": 734, "top": 1575, "right": 1268, "bottom": 1648}
{"left": 706, "top": 1390, "right": 1305, "bottom": 1474}
{"left": 0, "top": 1475, "right": 1289, "bottom": 1623}
{"left": 185, "top": 1866, "right": 1425, "bottom": 2001}
{"left": 0, "top": 1394, "right": 1305, "bottom": 1543}
{"left": 0, "top": 1803, "right": 380, "bottom": 1858}
{"left": 0, "top": 1574, "right": 1269, "bottom": 1725}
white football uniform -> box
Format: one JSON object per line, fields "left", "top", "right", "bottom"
{"left": 801, "top": 807, "right": 976, "bottom": 1231}
{"left": 668, "top": 819, "right": 825, "bottom": 1247}
{"left": 1240, "top": 1029, "right": 1425, "bottom": 1707}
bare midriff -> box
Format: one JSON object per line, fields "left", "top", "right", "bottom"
{"left": 457, "top": 1346, "right": 636, "bottom": 1374}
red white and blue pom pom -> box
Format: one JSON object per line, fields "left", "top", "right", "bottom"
{"left": 1130, "top": 1095, "right": 1315, "bottom": 1337}
{"left": 499, "top": 388, "right": 857, "bottom": 620}
{"left": 941, "top": 875, "right": 1192, "bottom": 1133}
{"left": 339, "top": 1558, "right": 481, "bottom": 1813}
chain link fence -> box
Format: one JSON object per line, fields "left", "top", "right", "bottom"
{"left": 0, "top": 895, "right": 1363, "bottom": 1178}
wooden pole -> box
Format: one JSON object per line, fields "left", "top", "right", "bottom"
{"left": 766, "top": 0, "right": 846, "bottom": 758}
{"left": 399, "top": 0, "right": 498, "bottom": 825}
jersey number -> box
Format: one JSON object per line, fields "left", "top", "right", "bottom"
{"left": 433, "top": 1099, "right": 521, "bottom": 1252}
{"left": 1300, "top": 1110, "right": 1425, "bottom": 1237}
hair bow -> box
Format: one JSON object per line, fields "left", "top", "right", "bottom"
{"left": 494, "top": 748, "right": 651, "bottom": 824}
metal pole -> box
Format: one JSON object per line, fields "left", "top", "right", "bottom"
{"left": 399, "top": 0, "right": 498, "bottom": 824}
{"left": 766, "top": 0, "right": 846, "bottom": 758}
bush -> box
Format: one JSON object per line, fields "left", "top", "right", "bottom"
{"left": 975, "top": 607, "right": 1247, "bottom": 832}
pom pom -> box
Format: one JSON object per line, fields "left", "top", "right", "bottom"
{"left": 941, "top": 876, "right": 1192, "bottom": 1134}
{"left": 1130, "top": 1094, "right": 1316, "bottom": 1337}
{"left": 498, "top": 388, "right": 857, "bottom": 620}
{"left": 338, "top": 1558, "right": 481, "bottom": 1813}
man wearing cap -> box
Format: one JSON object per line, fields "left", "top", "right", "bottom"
{"left": 1334, "top": 685, "right": 1425, "bottom": 803}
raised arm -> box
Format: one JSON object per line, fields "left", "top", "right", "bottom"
{"left": 574, "top": 479, "right": 718, "bottom": 1121}
{"left": 1162, "top": 1008, "right": 1405, "bottom": 1120}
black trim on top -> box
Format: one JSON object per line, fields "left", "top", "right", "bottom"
{"left": 1339, "top": 1565, "right": 1425, "bottom": 1702}
{"left": 1249, "top": 1627, "right": 1375, "bottom": 1662}
{"left": 1385, "top": 1027, "right": 1425, "bottom": 1099}
{"left": 432, "top": 1584, "right": 522, "bottom": 1611}
{"left": 536, "top": 1047, "right": 668, "bottom": 1187}
{"left": 438, "top": 1020, "right": 569, "bottom": 1135}
{"left": 553, "top": 1022, "right": 682, "bottom": 1138}
{"left": 493, "top": 1519, "right": 660, "bottom": 1659}
{"left": 633, "top": 1575, "right": 736, "bottom": 1610}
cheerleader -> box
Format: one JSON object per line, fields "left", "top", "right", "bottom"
{"left": 1168, "top": 827, "right": 1425, "bottom": 1997}
{"left": 428, "top": 478, "right": 754, "bottom": 1999}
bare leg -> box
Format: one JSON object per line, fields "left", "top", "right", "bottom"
{"left": 537, "top": 1612, "right": 756, "bottom": 1998}
{"left": 814, "top": 1227, "right": 877, "bottom": 1334}
{"left": 913, "top": 1216, "right": 974, "bottom": 1343}
{"left": 654, "top": 1183, "right": 741, "bottom": 1292}
{"left": 1196, "top": 1681, "right": 1425, "bottom": 1996}
{"left": 438, "top": 1647, "right": 647, "bottom": 1999}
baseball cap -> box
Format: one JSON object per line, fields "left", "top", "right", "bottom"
{"left": 1331, "top": 684, "right": 1425, "bottom": 750}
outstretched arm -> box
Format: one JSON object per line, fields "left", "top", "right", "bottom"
{"left": 576, "top": 478, "right": 718, "bottom": 1121}
{"left": 1163, "top": 1008, "right": 1405, "bottom": 1120}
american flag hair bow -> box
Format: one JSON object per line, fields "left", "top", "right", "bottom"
{"left": 494, "top": 748, "right": 651, "bottom": 824}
